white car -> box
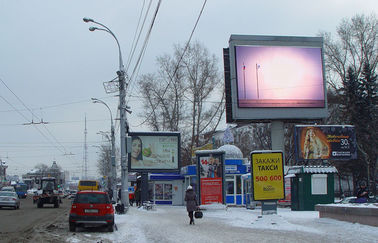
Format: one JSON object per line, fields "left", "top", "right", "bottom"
{"left": 0, "top": 191, "right": 20, "bottom": 209}
{"left": 1, "top": 186, "right": 15, "bottom": 192}
{"left": 27, "top": 188, "right": 38, "bottom": 196}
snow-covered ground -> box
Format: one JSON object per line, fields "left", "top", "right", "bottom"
{"left": 67, "top": 204, "right": 378, "bottom": 243}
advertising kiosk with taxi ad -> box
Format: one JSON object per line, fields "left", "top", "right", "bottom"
{"left": 251, "top": 150, "right": 285, "bottom": 214}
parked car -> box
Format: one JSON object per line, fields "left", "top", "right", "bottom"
{"left": 68, "top": 190, "right": 114, "bottom": 232}
{"left": 27, "top": 188, "right": 38, "bottom": 196}
{"left": 336, "top": 196, "right": 377, "bottom": 204}
{"left": 1, "top": 186, "right": 16, "bottom": 192}
{"left": 62, "top": 190, "right": 70, "bottom": 198}
{"left": 68, "top": 190, "right": 77, "bottom": 199}
{"left": 0, "top": 191, "right": 20, "bottom": 209}
{"left": 335, "top": 196, "right": 357, "bottom": 204}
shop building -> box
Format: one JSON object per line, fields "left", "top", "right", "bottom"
{"left": 148, "top": 173, "right": 184, "bottom": 206}
{"left": 181, "top": 144, "right": 252, "bottom": 206}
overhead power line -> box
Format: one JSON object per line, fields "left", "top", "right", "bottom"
{"left": 0, "top": 77, "right": 69, "bottom": 155}
{"left": 127, "top": 0, "right": 162, "bottom": 89}
{"left": 134, "top": 0, "right": 208, "bottom": 127}
{"left": 0, "top": 96, "right": 115, "bottom": 113}
{"left": 125, "top": 0, "right": 153, "bottom": 73}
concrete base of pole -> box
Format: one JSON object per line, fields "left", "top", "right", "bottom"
{"left": 121, "top": 167, "right": 129, "bottom": 212}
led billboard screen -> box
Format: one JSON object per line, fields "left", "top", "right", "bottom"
{"left": 235, "top": 46, "right": 324, "bottom": 108}
{"left": 225, "top": 35, "right": 328, "bottom": 122}
{"left": 128, "top": 132, "right": 180, "bottom": 172}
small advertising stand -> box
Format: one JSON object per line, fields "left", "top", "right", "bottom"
{"left": 195, "top": 150, "right": 225, "bottom": 205}
{"left": 251, "top": 150, "right": 285, "bottom": 215}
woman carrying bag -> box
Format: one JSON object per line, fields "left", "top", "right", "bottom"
{"left": 184, "top": 185, "right": 198, "bottom": 225}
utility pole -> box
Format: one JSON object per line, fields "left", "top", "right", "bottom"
{"left": 83, "top": 115, "right": 88, "bottom": 180}
{"left": 93, "top": 99, "right": 117, "bottom": 203}
{"left": 118, "top": 69, "right": 130, "bottom": 209}
{"left": 84, "top": 17, "right": 130, "bottom": 210}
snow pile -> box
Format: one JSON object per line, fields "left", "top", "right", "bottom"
{"left": 324, "top": 203, "right": 378, "bottom": 208}
{"left": 199, "top": 203, "right": 227, "bottom": 211}
{"left": 204, "top": 207, "right": 321, "bottom": 233}
{"left": 66, "top": 205, "right": 378, "bottom": 243}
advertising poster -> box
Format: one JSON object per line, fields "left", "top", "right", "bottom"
{"left": 295, "top": 125, "right": 357, "bottom": 161}
{"left": 197, "top": 153, "right": 224, "bottom": 205}
{"left": 278, "top": 177, "right": 292, "bottom": 204}
{"left": 200, "top": 178, "right": 223, "bottom": 205}
{"left": 128, "top": 132, "right": 180, "bottom": 172}
{"left": 251, "top": 151, "right": 285, "bottom": 201}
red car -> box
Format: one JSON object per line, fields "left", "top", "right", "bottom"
{"left": 69, "top": 190, "right": 114, "bottom": 232}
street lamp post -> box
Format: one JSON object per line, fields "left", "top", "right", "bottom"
{"left": 92, "top": 98, "right": 117, "bottom": 203}
{"left": 84, "top": 17, "right": 130, "bottom": 210}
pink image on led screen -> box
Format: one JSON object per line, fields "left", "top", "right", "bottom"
{"left": 235, "top": 46, "right": 325, "bottom": 107}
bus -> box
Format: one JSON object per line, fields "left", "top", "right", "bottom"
{"left": 78, "top": 180, "right": 100, "bottom": 191}
{"left": 14, "top": 183, "right": 28, "bottom": 198}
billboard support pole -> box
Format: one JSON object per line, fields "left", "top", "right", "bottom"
{"left": 271, "top": 121, "right": 285, "bottom": 152}
{"left": 141, "top": 172, "right": 149, "bottom": 204}
{"left": 261, "top": 120, "right": 285, "bottom": 215}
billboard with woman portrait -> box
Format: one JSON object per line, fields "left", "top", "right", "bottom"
{"left": 295, "top": 125, "right": 357, "bottom": 161}
{"left": 128, "top": 132, "right": 181, "bottom": 172}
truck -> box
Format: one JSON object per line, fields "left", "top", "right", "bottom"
{"left": 33, "top": 177, "right": 61, "bottom": 208}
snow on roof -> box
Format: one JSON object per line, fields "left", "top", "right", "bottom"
{"left": 287, "top": 165, "right": 338, "bottom": 174}
{"left": 195, "top": 149, "right": 225, "bottom": 155}
{"left": 29, "top": 169, "right": 39, "bottom": 173}
{"left": 217, "top": 144, "right": 243, "bottom": 159}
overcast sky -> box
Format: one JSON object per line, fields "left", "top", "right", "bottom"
{"left": 0, "top": 0, "right": 376, "bottom": 179}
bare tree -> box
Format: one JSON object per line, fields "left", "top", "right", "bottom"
{"left": 139, "top": 52, "right": 186, "bottom": 131}
{"left": 180, "top": 42, "right": 225, "bottom": 150}
{"left": 96, "top": 145, "right": 111, "bottom": 179}
{"left": 322, "top": 14, "right": 377, "bottom": 194}
{"left": 138, "top": 41, "right": 225, "bottom": 165}
{"left": 322, "top": 14, "right": 377, "bottom": 90}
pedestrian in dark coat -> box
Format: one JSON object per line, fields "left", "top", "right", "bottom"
{"left": 135, "top": 187, "right": 141, "bottom": 207}
{"left": 184, "top": 185, "right": 198, "bottom": 225}
{"left": 355, "top": 181, "right": 369, "bottom": 203}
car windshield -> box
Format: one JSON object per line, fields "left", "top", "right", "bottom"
{"left": 75, "top": 193, "right": 109, "bottom": 204}
{"left": 80, "top": 181, "right": 97, "bottom": 186}
{"left": 42, "top": 180, "right": 55, "bottom": 190}
{"left": 1, "top": 187, "right": 14, "bottom": 191}
{"left": 0, "top": 191, "right": 16, "bottom": 197}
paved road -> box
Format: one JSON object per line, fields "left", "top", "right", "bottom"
{"left": 0, "top": 195, "right": 71, "bottom": 243}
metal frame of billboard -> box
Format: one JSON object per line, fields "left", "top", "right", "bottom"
{"left": 224, "top": 35, "right": 328, "bottom": 123}
{"left": 127, "top": 132, "right": 181, "bottom": 173}
{"left": 195, "top": 150, "right": 225, "bottom": 205}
